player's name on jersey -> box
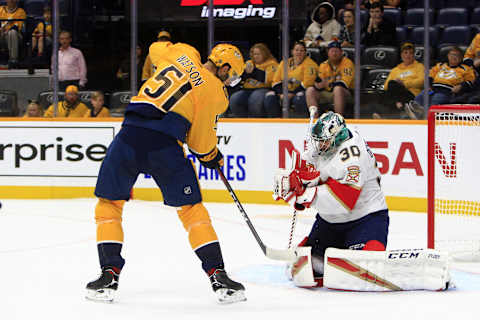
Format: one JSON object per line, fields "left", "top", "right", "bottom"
{"left": 176, "top": 55, "right": 204, "bottom": 87}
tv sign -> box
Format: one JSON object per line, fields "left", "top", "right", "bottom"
{"left": 180, "top": 0, "right": 277, "bottom": 19}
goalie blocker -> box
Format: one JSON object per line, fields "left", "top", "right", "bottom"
{"left": 292, "top": 247, "right": 452, "bottom": 291}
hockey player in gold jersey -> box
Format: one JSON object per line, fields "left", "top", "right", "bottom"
{"left": 86, "top": 42, "right": 246, "bottom": 304}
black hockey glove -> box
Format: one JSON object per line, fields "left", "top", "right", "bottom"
{"left": 198, "top": 147, "right": 224, "bottom": 169}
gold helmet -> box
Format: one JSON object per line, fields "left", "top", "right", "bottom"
{"left": 208, "top": 43, "right": 245, "bottom": 86}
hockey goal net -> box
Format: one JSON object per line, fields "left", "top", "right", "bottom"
{"left": 428, "top": 105, "right": 480, "bottom": 261}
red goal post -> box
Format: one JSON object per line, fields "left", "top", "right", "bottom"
{"left": 428, "top": 105, "right": 480, "bottom": 260}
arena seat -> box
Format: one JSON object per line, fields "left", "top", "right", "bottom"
{"left": 342, "top": 47, "right": 355, "bottom": 62}
{"left": 37, "top": 90, "right": 65, "bottom": 111}
{"left": 0, "top": 90, "right": 19, "bottom": 116}
{"left": 24, "top": 1, "right": 45, "bottom": 17}
{"left": 77, "top": 90, "right": 97, "bottom": 109}
{"left": 441, "top": 0, "right": 474, "bottom": 9}
{"left": 408, "top": 0, "right": 443, "bottom": 9}
{"left": 396, "top": 26, "right": 408, "bottom": 44}
{"left": 362, "top": 46, "right": 399, "bottom": 69}
{"left": 413, "top": 46, "right": 435, "bottom": 65}
{"left": 306, "top": 47, "right": 324, "bottom": 65}
{"left": 109, "top": 91, "right": 132, "bottom": 117}
{"left": 470, "top": 7, "right": 480, "bottom": 26}
{"left": 410, "top": 26, "right": 439, "bottom": 45}
{"left": 384, "top": 8, "right": 402, "bottom": 26}
{"left": 436, "top": 45, "right": 468, "bottom": 63}
{"left": 439, "top": 26, "right": 472, "bottom": 47}
{"left": 362, "top": 68, "right": 391, "bottom": 91}
{"left": 404, "top": 8, "right": 435, "bottom": 27}
{"left": 436, "top": 8, "right": 469, "bottom": 28}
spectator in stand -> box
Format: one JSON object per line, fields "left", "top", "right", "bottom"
{"left": 229, "top": 43, "right": 278, "bottom": 117}
{"left": 23, "top": 100, "right": 43, "bottom": 117}
{"left": 383, "top": 0, "right": 405, "bottom": 9}
{"left": 463, "top": 33, "right": 480, "bottom": 72}
{"left": 362, "top": 2, "right": 397, "bottom": 47}
{"left": 304, "top": 2, "right": 341, "bottom": 50}
{"left": 458, "top": 33, "right": 480, "bottom": 104}
{"left": 53, "top": 31, "right": 87, "bottom": 91}
{"left": 371, "top": 42, "right": 425, "bottom": 119}
{"left": 31, "top": 7, "right": 52, "bottom": 58}
{"left": 84, "top": 91, "right": 110, "bottom": 118}
{"left": 408, "top": 47, "right": 476, "bottom": 117}
{"left": 338, "top": 9, "right": 355, "bottom": 48}
{"left": 264, "top": 41, "right": 317, "bottom": 117}
{"left": 116, "top": 44, "right": 145, "bottom": 90}
{"left": 44, "top": 85, "right": 89, "bottom": 117}
{"left": 303, "top": 40, "right": 354, "bottom": 117}
{"left": 0, "top": 0, "right": 26, "bottom": 69}
{"left": 142, "top": 31, "right": 172, "bottom": 84}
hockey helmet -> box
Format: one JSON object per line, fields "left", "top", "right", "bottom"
{"left": 208, "top": 43, "right": 245, "bottom": 86}
{"left": 311, "top": 111, "right": 349, "bottom": 155}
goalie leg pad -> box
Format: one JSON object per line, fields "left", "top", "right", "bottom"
{"left": 177, "top": 203, "right": 219, "bottom": 250}
{"left": 95, "top": 198, "right": 125, "bottom": 243}
{"left": 289, "top": 247, "right": 320, "bottom": 287}
{"left": 324, "top": 248, "right": 451, "bottom": 291}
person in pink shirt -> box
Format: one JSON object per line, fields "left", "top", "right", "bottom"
{"left": 52, "top": 30, "right": 87, "bottom": 90}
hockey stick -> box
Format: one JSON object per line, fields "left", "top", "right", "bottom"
{"left": 216, "top": 166, "right": 298, "bottom": 261}
{"left": 285, "top": 113, "right": 315, "bottom": 248}
{"left": 287, "top": 209, "right": 298, "bottom": 249}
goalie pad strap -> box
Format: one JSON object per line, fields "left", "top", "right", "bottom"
{"left": 323, "top": 248, "right": 451, "bottom": 291}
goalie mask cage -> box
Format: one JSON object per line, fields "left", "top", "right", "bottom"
{"left": 428, "top": 105, "right": 480, "bottom": 261}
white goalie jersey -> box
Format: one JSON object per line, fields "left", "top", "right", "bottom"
{"left": 302, "top": 129, "right": 387, "bottom": 223}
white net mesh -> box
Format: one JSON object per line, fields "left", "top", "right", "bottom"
{"left": 433, "top": 111, "right": 480, "bottom": 261}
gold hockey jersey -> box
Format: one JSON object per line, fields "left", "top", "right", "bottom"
{"left": 464, "top": 34, "right": 480, "bottom": 62}
{"left": 317, "top": 56, "right": 355, "bottom": 91}
{"left": 272, "top": 57, "right": 318, "bottom": 92}
{"left": 430, "top": 62, "right": 475, "bottom": 91}
{"left": 384, "top": 60, "right": 425, "bottom": 96}
{"left": 242, "top": 58, "right": 278, "bottom": 89}
{"left": 0, "top": 6, "right": 26, "bottom": 32}
{"left": 126, "top": 42, "right": 228, "bottom": 158}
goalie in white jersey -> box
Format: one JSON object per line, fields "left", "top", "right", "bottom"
{"left": 274, "top": 112, "right": 451, "bottom": 291}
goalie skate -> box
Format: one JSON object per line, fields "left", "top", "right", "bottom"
{"left": 85, "top": 266, "right": 120, "bottom": 303}
{"left": 209, "top": 269, "right": 246, "bottom": 304}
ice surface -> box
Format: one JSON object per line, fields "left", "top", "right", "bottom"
{"left": 0, "top": 199, "right": 478, "bottom": 320}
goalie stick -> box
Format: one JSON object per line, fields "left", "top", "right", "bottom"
{"left": 216, "top": 166, "right": 298, "bottom": 261}
{"left": 286, "top": 113, "right": 315, "bottom": 248}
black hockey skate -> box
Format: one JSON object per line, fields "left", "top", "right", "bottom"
{"left": 209, "top": 269, "right": 246, "bottom": 304}
{"left": 85, "top": 266, "right": 120, "bottom": 303}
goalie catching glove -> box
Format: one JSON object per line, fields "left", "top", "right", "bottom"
{"left": 273, "top": 166, "right": 322, "bottom": 211}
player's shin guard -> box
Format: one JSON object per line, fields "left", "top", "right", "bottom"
{"left": 177, "top": 203, "right": 224, "bottom": 272}
{"left": 95, "top": 198, "right": 126, "bottom": 269}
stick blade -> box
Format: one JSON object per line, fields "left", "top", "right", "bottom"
{"left": 266, "top": 247, "right": 298, "bottom": 261}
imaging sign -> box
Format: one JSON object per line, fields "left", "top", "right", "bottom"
{"left": 139, "top": 0, "right": 305, "bottom": 22}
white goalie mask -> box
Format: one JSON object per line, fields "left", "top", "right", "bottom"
{"left": 310, "top": 111, "right": 349, "bottom": 156}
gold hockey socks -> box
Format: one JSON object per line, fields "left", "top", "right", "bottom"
{"left": 177, "top": 203, "right": 219, "bottom": 250}
{"left": 95, "top": 198, "right": 125, "bottom": 243}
